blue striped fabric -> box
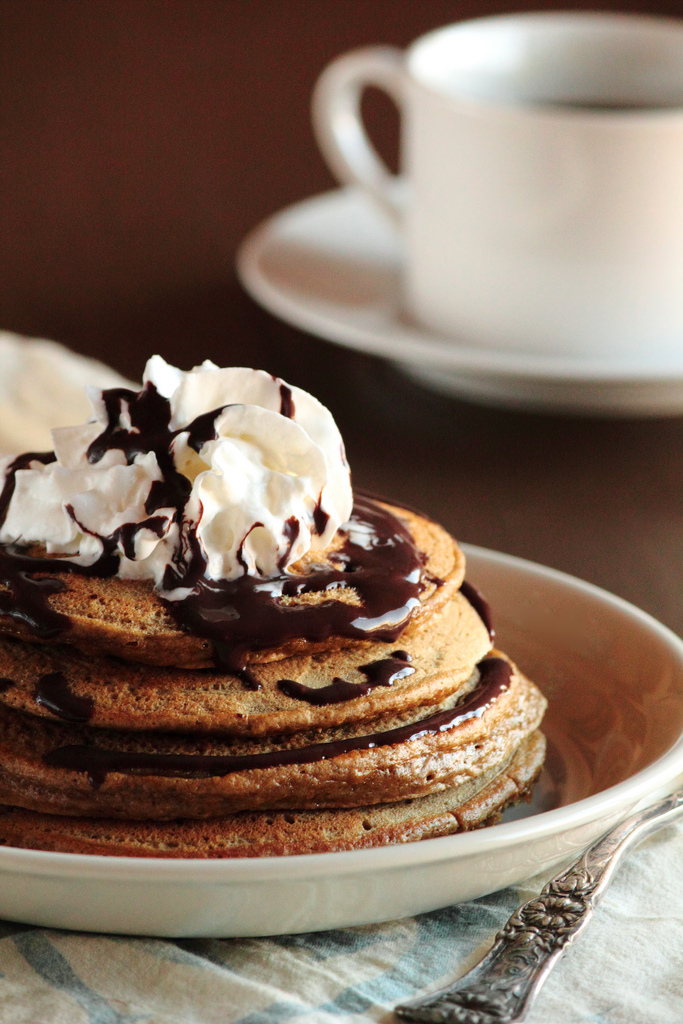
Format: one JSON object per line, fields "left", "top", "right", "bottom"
{"left": 0, "top": 891, "right": 522, "bottom": 1024}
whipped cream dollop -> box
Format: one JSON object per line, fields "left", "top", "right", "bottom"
{"left": 0, "top": 356, "right": 353, "bottom": 584}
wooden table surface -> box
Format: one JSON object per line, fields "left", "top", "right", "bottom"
{"left": 1, "top": 0, "right": 682, "bottom": 634}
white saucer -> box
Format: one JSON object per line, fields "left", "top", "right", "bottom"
{"left": 237, "top": 189, "right": 683, "bottom": 416}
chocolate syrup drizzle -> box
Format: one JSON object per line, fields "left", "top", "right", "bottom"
{"left": 278, "top": 384, "right": 295, "bottom": 419}
{"left": 35, "top": 671, "right": 94, "bottom": 723}
{"left": 278, "top": 517, "right": 300, "bottom": 571}
{"left": 0, "top": 547, "right": 71, "bottom": 639}
{"left": 0, "top": 383, "right": 426, "bottom": 684}
{"left": 43, "top": 657, "right": 511, "bottom": 788}
{"left": 278, "top": 650, "right": 414, "bottom": 706}
{"left": 312, "top": 498, "right": 329, "bottom": 537}
{"left": 459, "top": 580, "right": 494, "bottom": 640}
{"left": 161, "top": 492, "right": 424, "bottom": 680}
{"left": 85, "top": 384, "right": 220, "bottom": 528}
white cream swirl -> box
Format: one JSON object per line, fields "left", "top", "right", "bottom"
{"left": 0, "top": 356, "right": 353, "bottom": 584}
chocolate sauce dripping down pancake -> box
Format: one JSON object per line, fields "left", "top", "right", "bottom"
{"left": 278, "top": 651, "right": 414, "bottom": 706}
{"left": 158, "top": 493, "right": 426, "bottom": 676}
{"left": 459, "top": 580, "right": 494, "bottom": 640}
{"left": 0, "top": 653, "right": 546, "bottom": 819}
{"left": 0, "top": 730, "right": 547, "bottom": 857}
{"left": 0, "top": 493, "right": 430, "bottom": 671}
{"left": 43, "top": 659, "right": 508, "bottom": 788}
{"left": 0, "top": 589, "right": 490, "bottom": 736}
{"left": 34, "top": 672, "right": 94, "bottom": 724}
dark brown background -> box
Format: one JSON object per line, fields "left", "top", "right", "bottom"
{"left": 1, "top": 0, "right": 683, "bottom": 633}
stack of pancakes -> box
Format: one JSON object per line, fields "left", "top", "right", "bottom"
{"left": 0, "top": 499, "right": 546, "bottom": 857}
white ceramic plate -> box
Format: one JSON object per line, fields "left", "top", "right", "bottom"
{"left": 2, "top": 545, "right": 683, "bottom": 938}
{"left": 236, "top": 189, "right": 683, "bottom": 416}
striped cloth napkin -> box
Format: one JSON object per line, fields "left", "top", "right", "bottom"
{"left": 0, "top": 823, "right": 681, "bottom": 1024}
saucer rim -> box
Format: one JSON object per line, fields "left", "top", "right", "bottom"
{"left": 236, "top": 187, "right": 683, "bottom": 385}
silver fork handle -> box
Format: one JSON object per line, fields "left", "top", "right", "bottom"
{"left": 395, "top": 787, "right": 683, "bottom": 1024}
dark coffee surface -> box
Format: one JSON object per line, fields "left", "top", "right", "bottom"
{"left": 533, "top": 96, "right": 683, "bottom": 111}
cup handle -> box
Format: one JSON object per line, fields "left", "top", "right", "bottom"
{"left": 312, "top": 46, "right": 405, "bottom": 225}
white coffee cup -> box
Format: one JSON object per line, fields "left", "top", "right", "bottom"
{"left": 313, "top": 12, "right": 683, "bottom": 359}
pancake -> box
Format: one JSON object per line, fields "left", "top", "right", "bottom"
{"left": 0, "top": 359, "right": 548, "bottom": 859}
{"left": 0, "top": 655, "right": 546, "bottom": 820}
{"left": 0, "top": 731, "right": 545, "bottom": 857}
{"left": 0, "top": 591, "right": 491, "bottom": 735}
{"left": 0, "top": 501, "right": 464, "bottom": 669}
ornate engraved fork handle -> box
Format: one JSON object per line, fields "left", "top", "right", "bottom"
{"left": 395, "top": 787, "right": 683, "bottom": 1024}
